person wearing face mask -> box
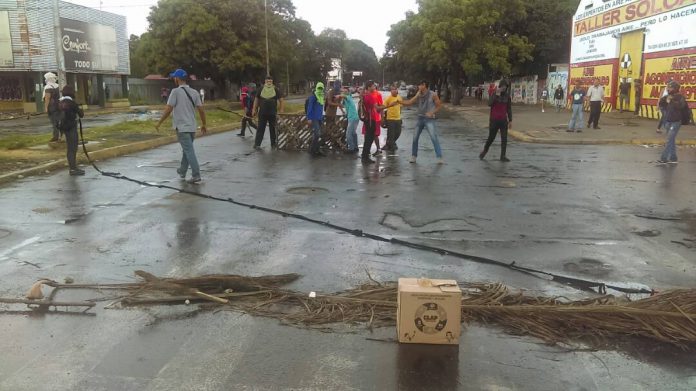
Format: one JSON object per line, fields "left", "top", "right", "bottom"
{"left": 479, "top": 79, "right": 512, "bottom": 162}
{"left": 306, "top": 82, "right": 326, "bottom": 157}
{"left": 253, "top": 75, "right": 284, "bottom": 150}
{"left": 43, "top": 72, "right": 62, "bottom": 142}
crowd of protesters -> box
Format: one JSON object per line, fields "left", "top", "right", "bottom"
{"left": 43, "top": 67, "right": 691, "bottom": 182}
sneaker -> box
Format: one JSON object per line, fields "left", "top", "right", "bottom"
{"left": 69, "top": 168, "right": 85, "bottom": 176}
{"left": 253, "top": 145, "right": 262, "bottom": 150}
{"left": 594, "top": 126, "right": 601, "bottom": 130}
{"left": 49, "top": 137, "right": 59, "bottom": 142}
{"left": 566, "top": 129, "right": 574, "bottom": 132}
{"left": 656, "top": 129, "right": 663, "bottom": 134}
{"left": 500, "top": 157, "right": 510, "bottom": 162}
{"left": 372, "top": 149, "right": 382, "bottom": 156}
{"left": 361, "top": 157, "right": 375, "bottom": 164}
{"left": 187, "top": 177, "right": 202, "bottom": 184}
{"left": 656, "top": 160, "right": 668, "bottom": 164}
{"left": 176, "top": 168, "right": 186, "bottom": 179}
{"left": 237, "top": 133, "right": 245, "bottom": 137}
{"left": 667, "top": 161, "right": 678, "bottom": 164}
{"left": 409, "top": 156, "right": 417, "bottom": 163}
{"left": 437, "top": 158, "right": 445, "bottom": 165}
{"left": 478, "top": 151, "right": 486, "bottom": 160}
{"left": 576, "top": 129, "right": 582, "bottom": 133}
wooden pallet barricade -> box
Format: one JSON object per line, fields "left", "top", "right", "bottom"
{"left": 276, "top": 114, "right": 348, "bottom": 151}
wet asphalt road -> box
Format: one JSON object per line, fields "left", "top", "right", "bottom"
{"left": 1, "top": 107, "right": 696, "bottom": 390}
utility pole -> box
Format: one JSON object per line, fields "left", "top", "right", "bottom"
{"left": 52, "top": 0, "right": 66, "bottom": 88}
{"left": 264, "top": 0, "right": 270, "bottom": 77}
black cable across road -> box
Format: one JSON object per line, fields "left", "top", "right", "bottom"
{"left": 78, "top": 120, "right": 655, "bottom": 296}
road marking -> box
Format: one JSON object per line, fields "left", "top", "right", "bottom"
{"left": 0, "top": 236, "right": 41, "bottom": 262}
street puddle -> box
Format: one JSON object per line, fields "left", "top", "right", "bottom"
{"left": 380, "top": 212, "right": 478, "bottom": 234}
{"left": 632, "top": 229, "right": 661, "bottom": 237}
{"left": 563, "top": 258, "right": 614, "bottom": 278}
{"left": 286, "top": 186, "right": 329, "bottom": 195}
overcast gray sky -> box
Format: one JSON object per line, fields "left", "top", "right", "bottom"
{"left": 67, "top": 0, "right": 418, "bottom": 57}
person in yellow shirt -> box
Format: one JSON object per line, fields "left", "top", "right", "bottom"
{"left": 384, "top": 85, "right": 409, "bottom": 152}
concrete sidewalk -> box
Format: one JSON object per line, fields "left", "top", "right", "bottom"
{"left": 450, "top": 97, "right": 696, "bottom": 146}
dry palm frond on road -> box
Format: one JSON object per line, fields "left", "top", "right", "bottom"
{"left": 13, "top": 272, "right": 696, "bottom": 348}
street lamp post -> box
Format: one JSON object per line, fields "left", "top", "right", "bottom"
{"left": 264, "top": 0, "right": 270, "bottom": 77}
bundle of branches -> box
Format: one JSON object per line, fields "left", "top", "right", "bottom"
{"left": 462, "top": 283, "right": 696, "bottom": 348}
{"left": 35, "top": 272, "right": 696, "bottom": 348}
{"left": 210, "top": 281, "right": 696, "bottom": 348}
{"left": 209, "top": 283, "right": 399, "bottom": 330}
{"left": 120, "top": 271, "right": 302, "bottom": 305}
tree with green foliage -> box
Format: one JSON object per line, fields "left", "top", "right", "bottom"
{"left": 132, "top": 0, "right": 379, "bottom": 94}
{"left": 384, "top": 0, "right": 580, "bottom": 104}
{"left": 128, "top": 34, "right": 149, "bottom": 78}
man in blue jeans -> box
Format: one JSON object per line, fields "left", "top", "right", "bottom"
{"left": 567, "top": 81, "right": 586, "bottom": 132}
{"left": 306, "top": 82, "right": 326, "bottom": 157}
{"left": 408, "top": 81, "right": 443, "bottom": 164}
{"left": 156, "top": 68, "right": 207, "bottom": 183}
{"left": 342, "top": 87, "right": 360, "bottom": 153}
{"left": 657, "top": 81, "right": 688, "bottom": 164}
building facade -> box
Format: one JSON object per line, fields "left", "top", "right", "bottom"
{"left": 0, "top": 0, "right": 129, "bottom": 112}
{"left": 569, "top": 0, "right": 695, "bottom": 118}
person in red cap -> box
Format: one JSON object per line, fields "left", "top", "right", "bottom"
{"left": 238, "top": 84, "right": 257, "bottom": 137}
{"left": 155, "top": 68, "right": 207, "bottom": 183}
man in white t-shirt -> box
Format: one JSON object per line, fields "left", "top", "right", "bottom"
{"left": 586, "top": 79, "right": 605, "bottom": 129}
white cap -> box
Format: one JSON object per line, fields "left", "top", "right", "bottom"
{"left": 44, "top": 72, "right": 57, "bottom": 81}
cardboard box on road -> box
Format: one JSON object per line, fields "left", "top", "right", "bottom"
{"left": 397, "top": 278, "right": 462, "bottom": 345}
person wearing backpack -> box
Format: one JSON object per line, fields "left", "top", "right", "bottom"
{"left": 657, "top": 81, "right": 689, "bottom": 164}
{"left": 155, "top": 68, "right": 208, "bottom": 183}
{"left": 306, "top": 82, "right": 326, "bottom": 157}
{"left": 553, "top": 85, "right": 565, "bottom": 113}
{"left": 238, "top": 84, "right": 257, "bottom": 137}
{"left": 43, "top": 72, "right": 62, "bottom": 142}
{"left": 57, "top": 86, "right": 85, "bottom": 176}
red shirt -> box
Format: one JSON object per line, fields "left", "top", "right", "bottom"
{"left": 371, "top": 91, "right": 383, "bottom": 121}
{"left": 363, "top": 93, "right": 377, "bottom": 121}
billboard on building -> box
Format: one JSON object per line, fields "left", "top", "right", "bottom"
{"left": 60, "top": 18, "right": 118, "bottom": 72}
{"left": 570, "top": 0, "right": 696, "bottom": 115}
{"left": 571, "top": 0, "right": 696, "bottom": 64}
{"left": 0, "top": 11, "right": 13, "bottom": 68}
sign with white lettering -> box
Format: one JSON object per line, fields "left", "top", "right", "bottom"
{"left": 571, "top": 0, "right": 696, "bottom": 64}
{"left": 60, "top": 18, "right": 118, "bottom": 72}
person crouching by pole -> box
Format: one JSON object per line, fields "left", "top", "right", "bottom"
{"left": 58, "top": 86, "right": 85, "bottom": 176}
{"left": 479, "top": 79, "right": 512, "bottom": 162}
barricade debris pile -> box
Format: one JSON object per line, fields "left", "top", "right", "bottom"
{"left": 3, "top": 271, "right": 696, "bottom": 348}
